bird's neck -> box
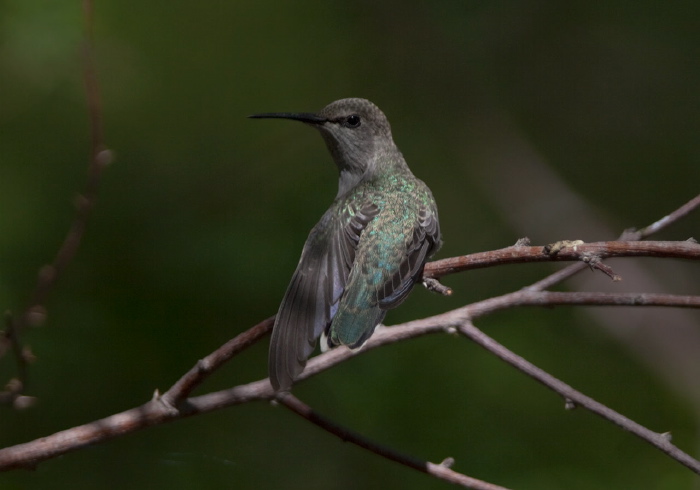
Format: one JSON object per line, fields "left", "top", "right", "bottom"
{"left": 336, "top": 168, "right": 364, "bottom": 198}
{"left": 335, "top": 146, "right": 410, "bottom": 198}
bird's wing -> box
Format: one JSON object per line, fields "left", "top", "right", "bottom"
{"left": 376, "top": 205, "right": 441, "bottom": 309}
{"left": 269, "top": 201, "right": 379, "bottom": 391}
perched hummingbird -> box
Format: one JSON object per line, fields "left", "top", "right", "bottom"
{"left": 250, "top": 98, "right": 441, "bottom": 392}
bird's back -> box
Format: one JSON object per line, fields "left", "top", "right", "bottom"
{"left": 327, "top": 168, "right": 440, "bottom": 347}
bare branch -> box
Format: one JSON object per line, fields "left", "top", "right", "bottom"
{"left": 456, "top": 319, "right": 700, "bottom": 475}
{"left": 160, "top": 316, "right": 274, "bottom": 406}
{"left": 525, "top": 194, "right": 700, "bottom": 291}
{"left": 0, "top": 287, "right": 698, "bottom": 472}
{"left": 422, "top": 277, "right": 453, "bottom": 296}
{"left": 0, "top": 0, "right": 112, "bottom": 404}
{"left": 424, "top": 240, "right": 700, "bottom": 280}
{"left": 623, "top": 194, "right": 700, "bottom": 240}
{"left": 277, "top": 393, "right": 511, "bottom": 490}
{"left": 299, "top": 290, "right": 700, "bottom": 382}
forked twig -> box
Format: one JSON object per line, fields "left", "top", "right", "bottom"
{"left": 0, "top": 0, "right": 112, "bottom": 405}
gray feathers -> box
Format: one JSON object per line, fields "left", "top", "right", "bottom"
{"left": 253, "top": 98, "right": 441, "bottom": 391}
{"left": 267, "top": 202, "right": 380, "bottom": 389}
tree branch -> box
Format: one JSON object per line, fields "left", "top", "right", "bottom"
{"left": 277, "top": 393, "right": 511, "bottom": 490}
{"left": 456, "top": 319, "right": 700, "bottom": 475}
{"left": 159, "top": 316, "right": 274, "bottom": 406}
{"left": 524, "top": 194, "right": 700, "bottom": 291}
{"left": 0, "top": 0, "right": 112, "bottom": 406}
{"left": 1, "top": 288, "right": 698, "bottom": 473}
{"left": 424, "top": 240, "right": 700, "bottom": 280}
{"left": 623, "top": 194, "right": 700, "bottom": 240}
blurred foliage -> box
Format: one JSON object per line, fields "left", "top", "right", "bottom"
{"left": 1, "top": 1, "right": 699, "bottom": 489}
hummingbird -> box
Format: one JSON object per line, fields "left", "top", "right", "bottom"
{"left": 250, "top": 98, "right": 441, "bottom": 392}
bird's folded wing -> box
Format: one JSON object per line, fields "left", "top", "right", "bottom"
{"left": 269, "top": 201, "right": 379, "bottom": 391}
{"left": 377, "top": 205, "right": 441, "bottom": 309}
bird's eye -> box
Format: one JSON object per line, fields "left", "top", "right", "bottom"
{"left": 344, "top": 115, "right": 361, "bottom": 128}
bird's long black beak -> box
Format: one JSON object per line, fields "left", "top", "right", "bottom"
{"left": 248, "top": 112, "right": 327, "bottom": 125}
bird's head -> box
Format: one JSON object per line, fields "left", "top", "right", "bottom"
{"left": 250, "top": 98, "right": 398, "bottom": 194}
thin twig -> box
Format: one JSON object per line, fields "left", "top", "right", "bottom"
{"left": 0, "top": 0, "right": 111, "bottom": 404}
{"left": 626, "top": 194, "right": 700, "bottom": 240}
{"left": 277, "top": 393, "right": 511, "bottom": 490}
{"left": 524, "top": 194, "right": 700, "bottom": 291}
{"left": 424, "top": 240, "right": 700, "bottom": 280}
{"left": 160, "top": 316, "right": 274, "bottom": 406}
{"left": 456, "top": 320, "right": 700, "bottom": 475}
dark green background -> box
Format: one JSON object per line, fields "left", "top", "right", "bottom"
{"left": 1, "top": 2, "right": 699, "bottom": 489}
